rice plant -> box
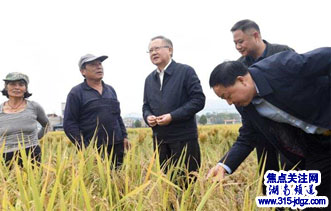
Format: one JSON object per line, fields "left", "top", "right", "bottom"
{"left": 0, "top": 125, "right": 276, "bottom": 210}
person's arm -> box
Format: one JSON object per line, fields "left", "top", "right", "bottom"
{"left": 118, "top": 115, "right": 127, "bottom": 139}
{"left": 109, "top": 86, "right": 131, "bottom": 150}
{"left": 142, "top": 79, "right": 156, "bottom": 127}
{"left": 111, "top": 87, "right": 128, "bottom": 139}
{"left": 255, "top": 47, "right": 331, "bottom": 78}
{"left": 118, "top": 115, "right": 131, "bottom": 150}
{"left": 297, "top": 47, "right": 331, "bottom": 77}
{"left": 207, "top": 112, "right": 259, "bottom": 179}
{"left": 34, "top": 101, "right": 50, "bottom": 139}
{"left": 63, "top": 91, "right": 84, "bottom": 148}
{"left": 170, "top": 67, "right": 205, "bottom": 122}
{"left": 219, "top": 115, "right": 258, "bottom": 171}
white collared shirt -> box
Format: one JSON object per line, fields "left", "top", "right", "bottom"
{"left": 252, "top": 83, "right": 327, "bottom": 134}
{"left": 157, "top": 59, "right": 172, "bottom": 90}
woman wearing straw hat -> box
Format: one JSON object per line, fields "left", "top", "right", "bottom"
{"left": 0, "top": 72, "right": 49, "bottom": 165}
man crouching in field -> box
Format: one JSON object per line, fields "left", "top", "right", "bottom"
{"left": 207, "top": 48, "right": 331, "bottom": 210}
{"left": 63, "top": 54, "right": 130, "bottom": 168}
{"left": 143, "top": 36, "right": 205, "bottom": 186}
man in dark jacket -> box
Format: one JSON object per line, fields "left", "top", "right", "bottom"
{"left": 232, "top": 19, "right": 294, "bottom": 67}
{"left": 63, "top": 54, "right": 129, "bottom": 168}
{"left": 228, "top": 19, "right": 300, "bottom": 186}
{"left": 207, "top": 48, "right": 331, "bottom": 209}
{"left": 143, "top": 36, "right": 205, "bottom": 181}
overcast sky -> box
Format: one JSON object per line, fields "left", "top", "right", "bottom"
{"left": 0, "top": 0, "right": 330, "bottom": 116}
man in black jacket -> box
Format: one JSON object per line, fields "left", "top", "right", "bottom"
{"left": 207, "top": 48, "right": 331, "bottom": 209}
{"left": 225, "top": 20, "right": 300, "bottom": 186}
{"left": 232, "top": 19, "right": 294, "bottom": 67}
{"left": 143, "top": 36, "right": 205, "bottom": 181}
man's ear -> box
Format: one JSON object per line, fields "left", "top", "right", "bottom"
{"left": 237, "top": 75, "right": 245, "bottom": 82}
{"left": 252, "top": 31, "right": 261, "bottom": 40}
{"left": 80, "top": 69, "right": 85, "bottom": 76}
{"left": 236, "top": 75, "right": 249, "bottom": 86}
{"left": 169, "top": 47, "right": 174, "bottom": 57}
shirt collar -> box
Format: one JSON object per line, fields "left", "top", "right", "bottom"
{"left": 260, "top": 40, "right": 269, "bottom": 59}
{"left": 251, "top": 81, "right": 263, "bottom": 104}
{"left": 157, "top": 59, "right": 172, "bottom": 74}
{"left": 254, "top": 80, "right": 260, "bottom": 95}
{"left": 245, "top": 40, "right": 269, "bottom": 63}
{"left": 249, "top": 66, "right": 273, "bottom": 97}
{"left": 153, "top": 59, "right": 174, "bottom": 78}
{"left": 82, "top": 79, "right": 105, "bottom": 90}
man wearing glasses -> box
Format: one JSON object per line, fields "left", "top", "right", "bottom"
{"left": 143, "top": 36, "right": 205, "bottom": 185}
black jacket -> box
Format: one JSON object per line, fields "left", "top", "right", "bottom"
{"left": 238, "top": 40, "right": 294, "bottom": 67}
{"left": 63, "top": 80, "right": 127, "bottom": 148}
{"left": 221, "top": 40, "right": 296, "bottom": 173}
{"left": 143, "top": 60, "right": 205, "bottom": 142}
{"left": 220, "top": 48, "right": 331, "bottom": 172}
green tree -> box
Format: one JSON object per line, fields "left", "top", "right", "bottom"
{"left": 199, "top": 115, "right": 207, "bottom": 125}
{"left": 134, "top": 119, "right": 142, "bottom": 128}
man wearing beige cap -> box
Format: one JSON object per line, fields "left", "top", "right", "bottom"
{"left": 63, "top": 54, "right": 129, "bottom": 168}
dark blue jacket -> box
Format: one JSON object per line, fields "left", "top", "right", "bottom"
{"left": 63, "top": 80, "right": 127, "bottom": 148}
{"left": 220, "top": 47, "right": 331, "bottom": 172}
{"left": 143, "top": 60, "right": 205, "bottom": 142}
{"left": 250, "top": 47, "right": 330, "bottom": 129}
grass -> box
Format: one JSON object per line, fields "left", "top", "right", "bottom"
{"left": 0, "top": 125, "right": 277, "bottom": 210}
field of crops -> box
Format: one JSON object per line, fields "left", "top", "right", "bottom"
{"left": 0, "top": 124, "right": 273, "bottom": 211}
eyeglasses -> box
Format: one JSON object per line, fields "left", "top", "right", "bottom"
{"left": 147, "top": 46, "right": 169, "bottom": 54}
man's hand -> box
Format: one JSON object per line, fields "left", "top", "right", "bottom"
{"left": 124, "top": 138, "right": 131, "bottom": 151}
{"left": 156, "top": 114, "right": 172, "bottom": 126}
{"left": 147, "top": 115, "right": 157, "bottom": 127}
{"left": 206, "top": 164, "right": 226, "bottom": 181}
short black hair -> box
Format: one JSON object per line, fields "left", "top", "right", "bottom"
{"left": 231, "top": 19, "right": 260, "bottom": 33}
{"left": 1, "top": 80, "right": 32, "bottom": 98}
{"left": 209, "top": 61, "right": 248, "bottom": 87}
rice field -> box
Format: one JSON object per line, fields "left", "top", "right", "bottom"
{"left": 0, "top": 125, "right": 276, "bottom": 211}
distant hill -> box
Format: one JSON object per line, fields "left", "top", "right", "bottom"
{"left": 123, "top": 99, "right": 237, "bottom": 118}
{"left": 123, "top": 112, "right": 142, "bottom": 119}
{"left": 199, "top": 98, "right": 238, "bottom": 114}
